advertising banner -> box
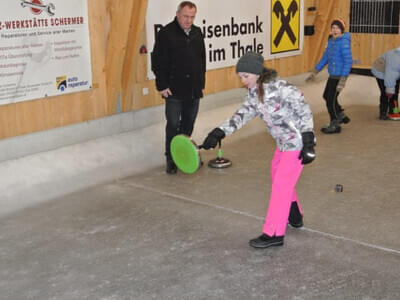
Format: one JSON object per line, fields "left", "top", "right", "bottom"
{"left": 0, "top": 0, "right": 92, "bottom": 105}
{"left": 146, "top": 0, "right": 303, "bottom": 79}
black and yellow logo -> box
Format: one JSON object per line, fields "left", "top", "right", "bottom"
{"left": 56, "top": 76, "right": 67, "bottom": 91}
{"left": 271, "top": 0, "right": 300, "bottom": 54}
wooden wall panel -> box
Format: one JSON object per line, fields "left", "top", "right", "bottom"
{"left": 1, "top": 0, "right": 400, "bottom": 140}
{"left": 352, "top": 33, "right": 400, "bottom": 68}
{"left": 0, "top": 105, "right": 17, "bottom": 138}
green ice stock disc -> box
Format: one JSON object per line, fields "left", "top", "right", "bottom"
{"left": 170, "top": 135, "right": 201, "bottom": 174}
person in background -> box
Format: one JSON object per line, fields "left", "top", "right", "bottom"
{"left": 371, "top": 46, "right": 400, "bottom": 120}
{"left": 151, "top": 1, "right": 206, "bottom": 174}
{"left": 202, "top": 52, "right": 316, "bottom": 249}
{"left": 306, "top": 18, "right": 353, "bottom": 134}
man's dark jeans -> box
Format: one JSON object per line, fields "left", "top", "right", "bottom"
{"left": 165, "top": 97, "right": 200, "bottom": 160}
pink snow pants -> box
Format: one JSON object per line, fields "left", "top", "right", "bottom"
{"left": 262, "top": 148, "right": 304, "bottom": 237}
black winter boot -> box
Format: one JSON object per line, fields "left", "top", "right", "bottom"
{"left": 388, "top": 98, "right": 395, "bottom": 115}
{"left": 321, "top": 119, "right": 341, "bottom": 134}
{"left": 249, "top": 234, "right": 284, "bottom": 249}
{"left": 337, "top": 111, "right": 350, "bottom": 124}
{"left": 379, "top": 112, "right": 389, "bottom": 120}
{"left": 289, "top": 202, "right": 303, "bottom": 228}
{"left": 379, "top": 101, "right": 389, "bottom": 120}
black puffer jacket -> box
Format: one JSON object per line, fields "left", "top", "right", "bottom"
{"left": 152, "top": 17, "right": 206, "bottom": 100}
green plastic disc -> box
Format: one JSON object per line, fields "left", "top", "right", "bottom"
{"left": 170, "top": 135, "right": 200, "bottom": 174}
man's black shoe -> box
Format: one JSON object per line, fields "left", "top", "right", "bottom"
{"left": 166, "top": 160, "right": 177, "bottom": 174}
{"left": 289, "top": 202, "right": 304, "bottom": 228}
{"left": 249, "top": 234, "right": 284, "bottom": 249}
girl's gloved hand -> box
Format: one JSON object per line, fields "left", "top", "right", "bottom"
{"left": 202, "top": 128, "right": 225, "bottom": 150}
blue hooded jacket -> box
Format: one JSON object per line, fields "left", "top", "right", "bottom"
{"left": 315, "top": 32, "right": 353, "bottom": 77}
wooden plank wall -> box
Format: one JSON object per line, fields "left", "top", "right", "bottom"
{"left": 1, "top": 0, "right": 399, "bottom": 140}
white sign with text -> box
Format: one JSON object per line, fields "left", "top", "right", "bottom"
{"left": 0, "top": 0, "right": 92, "bottom": 105}
{"left": 146, "top": 0, "right": 271, "bottom": 79}
{"left": 146, "top": 0, "right": 303, "bottom": 79}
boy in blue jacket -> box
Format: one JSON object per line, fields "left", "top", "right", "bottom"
{"left": 306, "top": 18, "right": 353, "bottom": 134}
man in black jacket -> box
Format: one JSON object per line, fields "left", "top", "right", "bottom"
{"left": 152, "top": 1, "right": 206, "bottom": 174}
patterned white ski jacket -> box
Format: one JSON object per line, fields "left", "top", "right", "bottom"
{"left": 219, "top": 77, "right": 314, "bottom": 151}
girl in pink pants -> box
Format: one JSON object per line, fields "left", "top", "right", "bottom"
{"left": 263, "top": 149, "right": 304, "bottom": 238}
{"left": 202, "top": 52, "right": 315, "bottom": 249}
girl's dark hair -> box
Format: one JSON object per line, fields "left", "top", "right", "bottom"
{"left": 256, "top": 67, "right": 278, "bottom": 102}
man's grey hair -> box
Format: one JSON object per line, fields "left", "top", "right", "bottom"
{"left": 177, "top": 1, "right": 197, "bottom": 13}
